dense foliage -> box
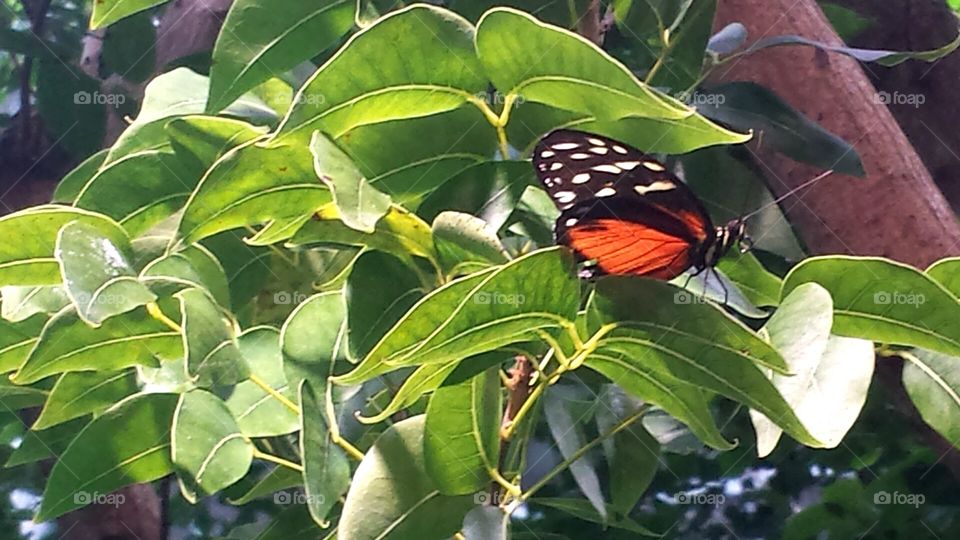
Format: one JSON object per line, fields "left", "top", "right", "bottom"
{"left": 2, "top": 1, "right": 960, "bottom": 538}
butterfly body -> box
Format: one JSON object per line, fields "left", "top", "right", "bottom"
{"left": 533, "top": 129, "right": 747, "bottom": 279}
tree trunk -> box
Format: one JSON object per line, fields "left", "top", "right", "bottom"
{"left": 714, "top": 0, "right": 960, "bottom": 268}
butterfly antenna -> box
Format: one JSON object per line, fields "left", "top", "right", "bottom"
{"left": 741, "top": 170, "right": 835, "bottom": 221}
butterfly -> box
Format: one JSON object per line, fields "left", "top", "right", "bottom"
{"left": 533, "top": 129, "right": 750, "bottom": 282}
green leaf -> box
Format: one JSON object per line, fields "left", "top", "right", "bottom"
{"left": 176, "top": 288, "right": 248, "bottom": 387}
{"left": 0, "top": 206, "right": 127, "bottom": 287}
{"left": 226, "top": 466, "right": 303, "bottom": 505}
{"left": 751, "top": 283, "right": 874, "bottom": 456}
{"left": 647, "top": 0, "right": 717, "bottom": 92}
{"left": 288, "top": 205, "right": 436, "bottom": 266}
{"left": 595, "top": 386, "right": 659, "bottom": 517}
{"left": 12, "top": 305, "right": 181, "bottom": 384}
{"left": 56, "top": 221, "right": 156, "bottom": 325}
{"left": 274, "top": 4, "right": 486, "bottom": 142}
{"left": 1, "top": 286, "right": 71, "bottom": 322}
{"left": 179, "top": 140, "right": 330, "bottom": 244}
{"left": 903, "top": 349, "right": 960, "bottom": 448}
{"left": 225, "top": 327, "right": 299, "bottom": 437}
{"left": 172, "top": 389, "right": 254, "bottom": 499}
{"left": 346, "top": 251, "right": 425, "bottom": 359}
{"left": 310, "top": 131, "right": 392, "bottom": 233}
{"left": 280, "top": 291, "right": 347, "bottom": 387}
{"left": 571, "top": 113, "right": 752, "bottom": 155}
{"left": 782, "top": 256, "right": 960, "bottom": 356}
{"left": 588, "top": 277, "right": 822, "bottom": 448}
{"left": 532, "top": 498, "right": 659, "bottom": 536}
{"left": 926, "top": 257, "right": 960, "bottom": 298}
{"left": 717, "top": 253, "right": 784, "bottom": 307}
{"left": 543, "top": 387, "right": 606, "bottom": 518}
{"left": 432, "top": 212, "right": 509, "bottom": 276}
{"left": 34, "top": 370, "right": 138, "bottom": 430}
{"left": 208, "top": 0, "right": 354, "bottom": 112}
{"left": 141, "top": 245, "right": 232, "bottom": 309}
{"left": 37, "top": 393, "right": 177, "bottom": 520}
{"left": 476, "top": 8, "right": 689, "bottom": 122}
{"left": 424, "top": 367, "right": 501, "bottom": 494}
{"left": 6, "top": 417, "right": 87, "bottom": 468}
{"left": 0, "top": 378, "right": 47, "bottom": 409}
{"left": 333, "top": 247, "right": 578, "bottom": 384}
{"left": 101, "top": 12, "right": 156, "bottom": 82}
{"left": 91, "top": 0, "right": 170, "bottom": 29}
{"left": 0, "top": 315, "right": 45, "bottom": 374}
{"left": 299, "top": 380, "right": 351, "bottom": 526}
{"left": 698, "top": 82, "right": 864, "bottom": 176}
{"left": 53, "top": 150, "right": 108, "bottom": 203}
{"left": 339, "top": 415, "right": 474, "bottom": 539}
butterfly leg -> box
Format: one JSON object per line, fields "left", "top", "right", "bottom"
{"left": 710, "top": 267, "right": 730, "bottom": 306}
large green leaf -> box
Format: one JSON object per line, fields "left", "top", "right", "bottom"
{"left": 310, "top": 131, "right": 391, "bottom": 233}
{"left": 56, "top": 221, "right": 155, "bottom": 325}
{"left": 750, "top": 283, "right": 874, "bottom": 456}
{"left": 53, "top": 150, "right": 108, "bottom": 203}
{"left": 782, "top": 256, "right": 960, "bottom": 356}
{"left": 141, "top": 245, "right": 232, "bottom": 309}
{"left": 903, "top": 349, "right": 960, "bottom": 448}
{"left": 280, "top": 291, "right": 348, "bottom": 387}
{"left": 476, "top": 8, "right": 689, "bottom": 122}
{"left": 1, "top": 285, "right": 70, "bottom": 322}
{"left": 274, "top": 4, "right": 486, "bottom": 142}
{"left": 0, "top": 315, "right": 45, "bottom": 374}
{"left": 91, "top": 0, "right": 170, "bottom": 29}
{"left": 587, "top": 277, "right": 822, "bottom": 448}
{"left": 207, "top": 0, "right": 354, "bottom": 112}
{"left": 33, "top": 370, "right": 139, "bottom": 430}
{"left": 225, "top": 327, "right": 299, "bottom": 437}
{"left": 176, "top": 288, "right": 248, "bottom": 387}
{"left": 12, "top": 305, "right": 181, "bottom": 384}
{"left": 339, "top": 415, "right": 474, "bottom": 539}
{"left": 424, "top": 367, "right": 501, "bottom": 494}
{"left": 0, "top": 206, "right": 126, "bottom": 286}
{"left": 299, "top": 380, "right": 351, "bottom": 525}
{"left": 178, "top": 139, "right": 330, "bottom": 244}
{"left": 333, "top": 248, "right": 578, "bottom": 384}
{"left": 927, "top": 257, "right": 960, "bottom": 298}
{"left": 37, "top": 393, "right": 177, "bottom": 520}
{"left": 543, "top": 386, "right": 606, "bottom": 518}
{"left": 6, "top": 417, "right": 88, "bottom": 468}
{"left": 172, "top": 390, "right": 253, "bottom": 499}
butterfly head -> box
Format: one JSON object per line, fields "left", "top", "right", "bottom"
{"left": 706, "top": 219, "right": 751, "bottom": 266}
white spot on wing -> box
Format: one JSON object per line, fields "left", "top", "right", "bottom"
{"left": 642, "top": 161, "right": 666, "bottom": 172}
{"left": 587, "top": 138, "right": 606, "bottom": 146}
{"left": 549, "top": 162, "right": 563, "bottom": 171}
{"left": 570, "top": 153, "right": 590, "bottom": 160}
{"left": 616, "top": 161, "right": 641, "bottom": 170}
{"left": 552, "top": 142, "right": 579, "bottom": 150}
{"left": 565, "top": 217, "right": 579, "bottom": 227}
{"left": 554, "top": 191, "right": 576, "bottom": 204}
{"left": 589, "top": 147, "right": 609, "bottom": 155}
{"left": 592, "top": 164, "right": 622, "bottom": 174}
{"left": 572, "top": 173, "right": 591, "bottom": 184}
{"left": 612, "top": 145, "right": 628, "bottom": 154}
{"left": 634, "top": 180, "right": 676, "bottom": 195}
{"left": 596, "top": 187, "right": 617, "bottom": 197}
{"left": 540, "top": 150, "right": 555, "bottom": 158}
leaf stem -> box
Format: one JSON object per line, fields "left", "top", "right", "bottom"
{"left": 146, "top": 302, "right": 181, "bottom": 333}
{"left": 249, "top": 374, "right": 300, "bottom": 415}
{"left": 325, "top": 380, "right": 365, "bottom": 461}
{"left": 519, "top": 404, "right": 651, "bottom": 502}
{"left": 251, "top": 448, "right": 304, "bottom": 472}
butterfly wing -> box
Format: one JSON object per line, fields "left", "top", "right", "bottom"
{"left": 533, "top": 129, "right": 714, "bottom": 278}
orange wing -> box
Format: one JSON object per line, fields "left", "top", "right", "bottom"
{"left": 564, "top": 218, "right": 697, "bottom": 279}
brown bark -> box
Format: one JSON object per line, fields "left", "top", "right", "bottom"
{"left": 714, "top": 0, "right": 960, "bottom": 268}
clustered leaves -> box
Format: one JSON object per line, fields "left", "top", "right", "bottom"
{"left": 3, "top": 1, "right": 960, "bottom": 539}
